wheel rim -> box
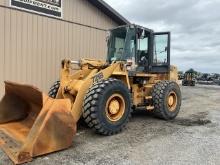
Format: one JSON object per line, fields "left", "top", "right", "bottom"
{"left": 167, "top": 91, "right": 177, "bottom": 112}
{"left": 105, "top": 94, "right": 125, "bottom": 122}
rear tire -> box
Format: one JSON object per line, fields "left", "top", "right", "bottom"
{"left": 152, "top": 81, "right": 181, "bottom": 120}
{"left": 182, "top": 80, "right": 187, "bottom": 86}
{"left": 48, "top": 81, "right": 60, "bottom": 98}
{"left": 83, "top": 78, "right": 132, "bottom": 135}
{"left": 191, "top": 81, "right": 196, "bottom": 86}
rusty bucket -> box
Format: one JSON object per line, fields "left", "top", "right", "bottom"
{"left": 0, "top": 81, "right": 76, "bottom": 164}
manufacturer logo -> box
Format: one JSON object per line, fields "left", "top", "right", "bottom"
{"left": 93, "top": 73, "right": 104, "bottom": 84}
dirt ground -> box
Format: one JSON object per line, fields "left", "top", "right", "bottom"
{"left": 1, "top": 85, "right": 220, "bottom": 165}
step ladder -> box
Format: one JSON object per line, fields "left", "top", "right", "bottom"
{"left": 145, "top": 96, "right": 154, "bottom": 111}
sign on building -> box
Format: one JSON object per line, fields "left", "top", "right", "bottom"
{"left": 10, "top": 0, "right": 62, "bottom": 18}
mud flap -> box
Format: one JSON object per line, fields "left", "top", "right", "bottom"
{"left": 0, "top": 81, "right": 76, "bottom": 164}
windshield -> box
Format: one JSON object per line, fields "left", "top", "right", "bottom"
{"left": 107, "top": 27, "right": 135, "bottom": 62}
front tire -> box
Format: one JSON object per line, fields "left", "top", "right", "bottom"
{"left": 191, "top": 81, "right": 196, "bottom": 86}
{"left": 48, "top": 81, "right": 60, "bottom": 98}
{"left": 83, "top": 78, "right": 132, "bottom": 135}
{"left": 152, "top": 81, "right": 181, "bottom": 120}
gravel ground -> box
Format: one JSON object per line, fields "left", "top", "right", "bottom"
{"left": 0, "top": 85, "right": 220, "bottom": 165}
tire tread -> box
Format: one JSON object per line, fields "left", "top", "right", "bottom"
{"left": 83, "top": 78, "right": 132, "bottom": 136}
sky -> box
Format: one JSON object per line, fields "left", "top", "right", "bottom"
{"left": 104, "top": 0, "right": 220, "bottom": 73}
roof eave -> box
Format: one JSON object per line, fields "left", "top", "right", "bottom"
{"left": 88, "top": 0, "right": 130, "bottom": 25}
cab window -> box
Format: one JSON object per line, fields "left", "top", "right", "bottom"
{"left": 154, "top": 34, "right": 169, "bottom": 64}
{"left": 137, "top": 29, "right": 149, "bottom": 64}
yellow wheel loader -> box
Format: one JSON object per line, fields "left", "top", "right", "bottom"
{"left": 0, "top": 24, "right": 181, "bottom": 164}
{"left": 182, "top": 71, "right": 196, "bottom": 86}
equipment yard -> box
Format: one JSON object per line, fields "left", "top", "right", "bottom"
{"left": 1, "top": 84, "right": 220, "bottom": 165}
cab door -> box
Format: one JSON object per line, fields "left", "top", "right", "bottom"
{"left": 150, "top": 32, "right": 170, "bottom": 73}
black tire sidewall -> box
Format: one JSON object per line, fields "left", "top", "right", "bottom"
{"left": 48, "top": 81, "right": 60, "bottom": 98}
{"left": 152, "top": 81, "right": 182, "bottom": 120}
{"left": 98, "top": 82, "right": 131, "bottom": 130}
{"left": 182, "top": 80, "right": 186, "bottom": 86}
{"left": 163, "top": 82, "right": 181, "bottom": 119}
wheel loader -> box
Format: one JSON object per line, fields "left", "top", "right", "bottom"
{"left": 0, "top": 24, "right": 181, "bottom": 164}
{"left": 182, "top": 71, "right": 196, "bottom": 86}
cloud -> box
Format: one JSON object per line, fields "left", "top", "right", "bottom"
{"left": 105, "top": 0, "right": 220, "bottom": 73}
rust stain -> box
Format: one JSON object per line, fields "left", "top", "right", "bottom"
{"left": 0, "top": 81, "right": 76, "bottom": 164}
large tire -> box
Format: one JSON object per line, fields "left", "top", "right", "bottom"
{"left": 191, "top": 81, "right": 196, "bottom": 86}
{"left": 182, "top": 80, "right": 187, "bottom": 86}
{"left": 152, "top": 81, "right": 181, "bottom": 120}
{"left": 83, "top": 78, "right": 132, "bottom": 135}
{"left": 48, "top": 81, "right": 60, "bottom": 98}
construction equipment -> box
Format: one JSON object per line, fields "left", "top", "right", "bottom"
{"left": 182, "top": 71, "right": 196, "bottom": 86}
{"left": 0, "top": 24, "right": 181, "bottom": 164}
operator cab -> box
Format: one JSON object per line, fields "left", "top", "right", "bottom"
{"left": 107, "top": 24, "right": 170, "bottom": 73}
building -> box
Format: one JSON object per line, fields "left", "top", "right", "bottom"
{"left": 0, "top": 0, "right": 129, "bottom": 97}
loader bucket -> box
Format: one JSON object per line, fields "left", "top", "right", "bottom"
{"left": 0, "top": 81, "right": 77, "bottom": 164}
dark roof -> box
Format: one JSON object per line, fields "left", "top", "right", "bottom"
{"left": 88, "top": 0, "right": 130, "bottom": 25}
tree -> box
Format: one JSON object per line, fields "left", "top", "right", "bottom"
{"left": 178, "top": 71, "right": 184, "bottom": 75}
{"left": 185, "top": 68, "right": 199, "bottom": 79}
{"left": 186, "top": 68, "right": 197, "bottom": 74}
